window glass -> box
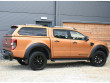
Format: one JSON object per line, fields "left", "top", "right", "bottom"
{"left": 18, "top": 27, "right": 47, "bottom": 36}
{"left": 53, "top": 29, "right": 68, "bottom": 39}
{"left": 6, "top": 26, "right": 18, "bottom": 35}
{"left": 70, "top": 31, "right": 85, "bottom": 40}
{"left": 7, "top": 28, "right": 17, "bottom": 35}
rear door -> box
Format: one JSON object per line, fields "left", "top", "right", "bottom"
{"left": 51, "top": 29, "right": 71, "bottom": 58}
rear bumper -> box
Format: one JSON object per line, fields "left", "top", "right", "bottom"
{"left": 1, "top": 50, "right": 13, "bottom": 60}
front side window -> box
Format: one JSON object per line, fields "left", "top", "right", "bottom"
{"left": 18, "top": 27, "right": 47, "bottom": 36}
{"left": 53, "top": 29, "right": 68, "bottom": 39}
{"left": 70, "top": 30, "right": 85, "bottom": 40}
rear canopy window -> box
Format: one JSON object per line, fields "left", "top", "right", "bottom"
{"left": 6, "top": 26, "right": 17, "bottom": 35}
{"left": 18, "top": 27, "right": 47, "bottom": 36}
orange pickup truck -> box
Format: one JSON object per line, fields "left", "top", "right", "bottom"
{"left": 1, "top": 24, "right": 109, "bottom": 70}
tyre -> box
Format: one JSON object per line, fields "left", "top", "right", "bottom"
{"left": 29, "top": 51, "right": 47, "bottom": 70}
{"left": 17, "top": 58, "right": 28, "bottom": 65}
{"left": 90, "top": 51, "right": 107, "bottom": 67}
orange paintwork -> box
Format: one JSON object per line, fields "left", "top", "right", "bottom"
{"left": 3, "top": 25, "right": 108, "bottom": 59}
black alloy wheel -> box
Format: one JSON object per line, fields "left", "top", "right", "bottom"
{"left": 90, "top": 51, "right": 107, "bottom": 67}
{"left": 29, "top": 51, "right": 47, "bottom": 70}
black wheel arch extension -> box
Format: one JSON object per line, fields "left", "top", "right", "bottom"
{"left": 24, "top": 43, "right": 51, "bottom": 60}
{"left": 24, "top": 44, "right": 109, "bottom": 61}
{"left": 90, "top": 45, "right": 109, "bottom": 59}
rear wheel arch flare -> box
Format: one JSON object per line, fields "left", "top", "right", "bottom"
{"left": 24, "top": 43, "right": 51, "bottom": 59}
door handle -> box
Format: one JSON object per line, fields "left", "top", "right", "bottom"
{"left": 72, "top": 42, "right": 77, "bottom": 44}
{"left": 54, "top": 40, "right": 60, "bottom": 42}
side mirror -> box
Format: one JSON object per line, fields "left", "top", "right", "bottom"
{"left": 84, "top": 36, "right": 89, "bottom": 41}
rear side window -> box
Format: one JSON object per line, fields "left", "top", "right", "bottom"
{"left": 53, "top": 29, "right": 68, "bottom": 39}
{"left": 18, "top": 27, "right": 47, "bottom": 36}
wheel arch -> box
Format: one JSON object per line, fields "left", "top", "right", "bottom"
{"left": 90, "top": 45, "right": 109, "bottom": 59}
{"left": 24, "top": 43, "right": 51, "bottom": 60}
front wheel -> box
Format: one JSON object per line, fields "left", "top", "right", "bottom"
{"left": 29, "top": 51, "right": 47, "bottom": 70}
{"left": 90, "top": 51, "right": 107, "bottom": 67}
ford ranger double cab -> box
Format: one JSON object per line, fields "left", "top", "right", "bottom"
{"left": 1, "top": 24, "right": 109, "bottom": 70}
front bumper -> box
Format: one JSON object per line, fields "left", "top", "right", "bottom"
{"left": 1, "top": 50, "right": 13, "bottom": 60}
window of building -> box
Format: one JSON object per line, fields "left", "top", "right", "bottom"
{"left": 36, "top": 21, "right": 52, "bottom": 27}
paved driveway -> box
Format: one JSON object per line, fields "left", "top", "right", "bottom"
{"left": 0, "top": 54, "right": 110, "bottom": 82}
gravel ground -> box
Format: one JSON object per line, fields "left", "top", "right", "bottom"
{"left": 0, "top": 54, "right": 110, "bottom": 82}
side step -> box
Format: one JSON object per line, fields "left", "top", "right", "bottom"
{"left": 51, "top": 58, "right": 89, "bottom": 62}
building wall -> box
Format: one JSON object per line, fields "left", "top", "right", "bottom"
{"left": 57, "top": 1, "right": 110, "bottom": 25}
{"left": 0, "top": 1, "right": 55, "bottom": 49}
{"left": 0, "top": 1, "right": 110, "bottom": 49}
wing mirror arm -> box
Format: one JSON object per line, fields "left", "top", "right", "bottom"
{"left": 84, "top": 36, "right": 89, "bottom": 41}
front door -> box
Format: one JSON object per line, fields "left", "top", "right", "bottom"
{"left": 51, "top": 29, "right": 71, "bottom": 58}
{"left": 69, "top": 30, "right": 91, "bottom": 58}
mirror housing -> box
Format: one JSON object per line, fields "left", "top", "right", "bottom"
{"left": 84, "top": 36, "right": 89, "bottom": 41}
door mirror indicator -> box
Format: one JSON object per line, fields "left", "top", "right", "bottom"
{"left": 84, "top": 36, "right": 89, "bottom": 41}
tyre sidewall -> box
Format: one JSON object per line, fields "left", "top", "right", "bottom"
{"left": 90, "top": 51, "right": 107, "bottom": 67}
{"left": 29, "top": 51, "right": 47, "bottom": 70}
{"left": 17, "top": 58, "right": 28, "bottom": 65}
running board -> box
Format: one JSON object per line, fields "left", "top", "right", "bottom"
{"left": 51, "top": 58, "right": 89, "bottom": 62}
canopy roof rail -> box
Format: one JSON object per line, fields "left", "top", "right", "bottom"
{"left": 54, "top": 26, "right": 77, "bottom": 30}
{"left": 23, "top": 24, "right": 43, "bottom": 26}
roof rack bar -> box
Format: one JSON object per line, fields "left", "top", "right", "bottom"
{"left": 54, "top": 26, "right": 77, "bottom": 30}
{"left": 24, "top": 24, "right": 43, "bottom": 26}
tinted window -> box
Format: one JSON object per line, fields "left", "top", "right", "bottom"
{"left": 70, "top": 30, "right": 85, "bottom": 40}
{"left": 7, "top": 28, "right": 17, "bottom": 35}
{"left": 18, "top": 27, "right": 47, "bottom": 36}
{"left": 53, "top": 29, "right": 68, "bottom": 39}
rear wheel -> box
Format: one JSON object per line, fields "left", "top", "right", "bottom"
{"left": 17, "top": 58, "right": 28, "bottom": 65}
{"left": 90, "top": 51, "right": 107, "bottom": 67}
{"left": 29, "top": 51, "right": 47, "bottom": 70}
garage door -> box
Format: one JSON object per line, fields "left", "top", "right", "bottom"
{"left": 63, "top": 22, "right": 110, "bottom": 51}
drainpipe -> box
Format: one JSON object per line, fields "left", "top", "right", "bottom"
{"left": 55, "top": 1, "right": 59, "bottom": 26}
{"left": 55, "top": 1, "right": 56, "bottom": 26}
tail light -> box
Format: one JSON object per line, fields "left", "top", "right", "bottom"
{"left": 11, "top": 39, "right": 17, "bottom": 50}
